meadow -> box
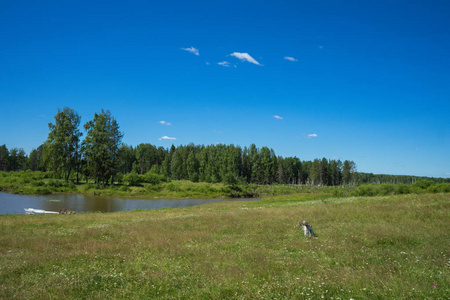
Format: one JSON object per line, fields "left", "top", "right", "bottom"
{"left": 0, "top": 193, "right": 448, "bottom": 299}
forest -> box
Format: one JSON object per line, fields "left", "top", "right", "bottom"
{"left": 1, "top": 107, "right": 448, "bottom": 187}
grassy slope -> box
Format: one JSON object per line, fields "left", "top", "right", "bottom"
{"left": 0, "top": 193, "right": 449, "bottom": 299}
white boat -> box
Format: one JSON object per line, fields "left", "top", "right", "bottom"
{"left": 24, "top": 208, "right": 59, "bottom": 215}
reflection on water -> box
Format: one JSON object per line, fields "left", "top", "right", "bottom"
{"left": 0, "top": 192, "right": 258, "bottom": 215}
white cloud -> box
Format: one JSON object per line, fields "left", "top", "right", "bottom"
{"left": 273, "top": 115, "right": 283, "bottom": 120}
{"left": 181, "top": 46, "right": 199, "bottom": 56}
{"left": 218, "top": 61, "right": 230, "bottom": 67}
{"left": 229, "top": 52, "right": 262, "bottom": 66}
{"left": 284, "top": 56, "right": 298, "bottom": 62}
{"left": 159, "top": 136, "right": 177, "bottom": 141}
{"left": 305, "top": 133, "right": 318, "bottom": 138}
{"left": 159, "top": 121, "right": 172, "bottom": 126}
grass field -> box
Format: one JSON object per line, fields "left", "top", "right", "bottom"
{"left": 1, "top": 193, "right": 449, "bottom": 299}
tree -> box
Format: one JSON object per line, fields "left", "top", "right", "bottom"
{"left": 170, "top": 149, "right": 186, "bottom": 180}
{"left": 0, "top": 145, "right": 9, "bottom": 171}
{"left": 45, "top": 107, "right": 82, "bottom": 181}
{"left": 117, "top": 144, "right": 135, "bottom": 174}
{"left": 29, "top": 145, "right": 46, "bottom": 171}
{"left": 7, "top": 148, "right": 28, "bottom": 171}
{"left": 83, "top": 110, "right": 123, "bottom": 184}
{"left": 343, "top": 160, "right": 356, "bottom": 185}
{"left": 186, "top": 150, "right": 199, "bottom": 182}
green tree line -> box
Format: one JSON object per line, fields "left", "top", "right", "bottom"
{"left": 1, "top": 107, "right": 448, "bottom": 186}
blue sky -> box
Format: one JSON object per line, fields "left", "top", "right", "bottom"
{"left": 0, "top": 0, "right": 449, "bottom": 178}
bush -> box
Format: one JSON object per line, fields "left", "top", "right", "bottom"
{"left": 47, "top": 180, "right": 63, "bottom": 187}
{"left": 83, "top": 184, "right": 94, "bottom": 191}
{"left": 428, "top": 183, "right": 450, "bottom": 193}
{"left": 124, "top": 172, "right": 142, "bottom": 186}
{"left": 94, "top": 182, "right": 106, "bottom": 189}
{"left": 35, "top": 187, "right": 52, "bottom": 195}
{"left": 378, "top": 184, "right": 395, "bottom": 196}
{"left": 412, "top": 180, "right": 434, "bottom": 190}
{"left": 395, "top": 184, "right": 410, "bottom": 194}
{"left": 115, "top": 172, "right": 124, "bottom": 184}
{"left": 30, "top": 180, "right": 45, "bottom": 187}
{"left": 119, "top": 185, "right": 130, "bottom": 192}
{"left": 141, "top": 172, "right": 165, "bottom": 185}
{"left": 166, "top": 183, "right": 181, "bottom": 192}
{"left": 351, "top": 184, "right": 376, "bottom": 197}
{"left": 189, "top": 173, "right": 199, "bottom": 183}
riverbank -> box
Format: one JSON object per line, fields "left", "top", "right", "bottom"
{"left": 1, "top": 171, "right": 449, "bottom": 200}
{"left": 1, "top": 193, "right": 448, "bottom": 299}
{"left": 0, "top": 171, "right": 339, "bottom": 199}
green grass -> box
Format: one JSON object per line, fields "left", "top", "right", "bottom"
{"left": 1, "top": 193, "right": 448, "bottom": 299}
{"left": 2, "top": 171, "right": 449, "bottom": 199}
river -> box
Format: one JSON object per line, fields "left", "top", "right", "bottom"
{"left": 0, "top": 192, "right": 258, "bottom": 215}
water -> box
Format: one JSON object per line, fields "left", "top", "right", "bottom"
{"left": 0, "top": 192, "right": 258, "bottom": 215}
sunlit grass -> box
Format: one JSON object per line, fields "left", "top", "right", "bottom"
{"left": 1, "top": 193, "right": 448, "bottom": 298}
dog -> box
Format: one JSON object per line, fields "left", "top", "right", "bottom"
{"left": 299, "top": 220, "right": 316, "bottom": 238}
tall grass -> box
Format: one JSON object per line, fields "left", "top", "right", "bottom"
{"left": 1, "top": 193, "right": 448, "bottom": 299}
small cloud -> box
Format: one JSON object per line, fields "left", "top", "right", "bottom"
{"left": 284, "top": 56, "right": 298, "bottom": 62}
{"left": 159, "top": 121, "right": 172, "bottom": 126}
{"left": 304, "top": 133, "right": 318, "bottom": 138}
{"left": 446, "top": 172, "right": 450, "bottom": 175}
{"left": 206, "top": 62, "right": 210, "bottom": 65}
{"left": 218, "top": 61, "right": 230, "bottom": 67}
{"left": 159, "top": 136, "right": 177, "bottom": 141}
{"left": 229, "top": 52, "right": 262, "bottom": 66}
{"left": 181, "top": 46, "right": 199, "bottom": 56}
{"left": 273, "top": 115, "right": 283, "bottom": 120}
{"left": 318, "top": 45, "right": 323, "bottom": 49}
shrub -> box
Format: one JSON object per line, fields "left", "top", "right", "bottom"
{"left": 94, "top": 182, "right": 106, "bottom": 189}
{"left": 428, "top": 183, "right": 450, "bottom": 193}
{"left": 119, "top": 185, "right": 130, "bottom": 192}
{"left": 412, "top": 180, "right": 434, "bottom": 190}
{"left": 35, "top": 187, "right": 52, "bottom": 195}
{"left": 30, "top": 180, "right": 45, "bottom": 187}
{"left": 115, "top": 172, "right": 124, "bottom": 184}
{"left": 378, "top": 184, "right": 395, "bottom": 195}
{"left": 351, "top": 184, "right": 376, "bottom": 197}
{"left": 124, "top": 172, "right": 142, "bottom": 186}
{"left": 83, "top": 184, "right": 94, "bottom": 191}
{"left": 395, "top": 184, "right": 410, "bottom": 194}
{"left": 189, "top": 173, "right": 199, "bottom": 183}
{"left": 166, "top": 183, "right": 181, "bottom": 192}
{"left": 141, "top": 172, "right": 164, "bottom": 185}
{"left": 47, "top": 180, "right": 63, "bottom": 187}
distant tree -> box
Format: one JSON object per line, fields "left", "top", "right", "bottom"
{"left": 310, "top": 159, "right": 320, "bottom": 185}
{"left": 8, "top": 148, "right": 28, "bottom": 171}
{"left": 83, "top": 110, "right": 123, "bottom": 184}
{"left": 0, "top": 145, "right": 9, "bottom": 171}
{"left": 343, "top": 160, "right": 356, "bottom": 185}
{"left": 170, "top": 149, "right": 186, "bottom": 180}
{"left": 320, "top": 158, "right": 328, "bottom": 186}
{"left": 186, "top": 150, "right": 199, "bottom": 182}
{"left": 117, "top": 144, "right": 135, "bottom": 174}
{"left": 29, "top": 145, "right": 46, "bottom": 171}
{"left": 45, "top": 107, "right": 82, "bottom": 181}
{"left": 161, "top": 154, "right": 171, "bottom": 179}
